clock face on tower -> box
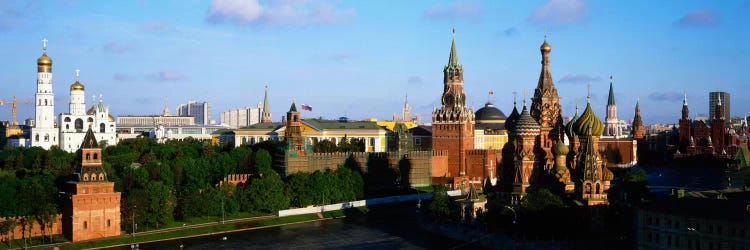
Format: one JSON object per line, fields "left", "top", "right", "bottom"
{"left": 443, "top": 93, "right": 454, "bottom": 107}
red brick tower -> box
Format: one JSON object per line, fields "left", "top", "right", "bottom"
{"left": 432, "top": 29, "right": 475, "bottom": 178}
{"left": 63, "top": 127, "right": 121, "bottom": 242}
{"left": 711, "top": 95, "right": 725, "bottom": 152}
{"left": 285, "top": 100, "right": 304, "bottom": 155}
{"left": 679, "top": 92, "right": 692, "bottom": 145}
{"left": 512, "top": 100, "right": 540, "bottom": 195}
{"left": 530, "top": 36, "right": 564, "bottom": 170}
{"left": 632, "top": 98, "right": 645, "bottom": 140}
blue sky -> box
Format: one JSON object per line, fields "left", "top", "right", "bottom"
{"left": 1, "top": 0, "right": 748, "bottom": 124}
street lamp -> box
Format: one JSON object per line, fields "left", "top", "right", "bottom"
{"left": 504, "top": 206, "right": 517, "bottom": 224}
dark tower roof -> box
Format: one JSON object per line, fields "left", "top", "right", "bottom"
{"left": 475, "top": 102, "right": 507, "bottom": 121}
{"left": 263, "top": 86, "right": 270, "bottom": 113}
{"left": 632, "top": 99, "right": 643, "bottom": 127}
{"left": 607, "top": 77, "right": 616, "bottom": 106}
{"left": 81, "top": 127, "right": 99, "bottom": 149}
{"left": 289, "top": 101, "right": 297, "bottom": 112}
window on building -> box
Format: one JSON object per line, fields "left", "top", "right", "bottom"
{"left": 86, "top": 153, "right": 90, "bottom": 160}
{"left": 100, "top": 123, "right": 105, "bottom": 133}
{"left": 415, "top": 137, "right": 422, "bottom": 145}
{"left": 64, "top": 117, "right": 71, "bottom": 122}
{"left": 83, "top": 221, "right": 87, "bottom": 229}
{"left": 75, "top": 118, "right": 83, "bottom": 130}
{"left": 87, "top": 117, "right": 93, "bottom": 123}
{"left": 107, "top": 219, "right": 111, "bottom": 227}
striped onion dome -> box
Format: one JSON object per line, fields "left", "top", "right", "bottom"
{"left": 515, "top": 104, "right": 540, "bottom": 135}
{"left": 573, "top": 101, "right": 604, "bottom": 137}
{"left": 565, "top": 106, "right": 579, "bottom": 139}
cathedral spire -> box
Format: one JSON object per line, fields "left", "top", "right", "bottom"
{"left": 607, "top": 76, "right": 615, "bottom": 106}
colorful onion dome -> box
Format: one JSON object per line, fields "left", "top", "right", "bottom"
{"left": 565, "top": 106, "right": 579, "bottom": 139}
{"left": 573, "top": 101, "right": 604, "bottom": 137}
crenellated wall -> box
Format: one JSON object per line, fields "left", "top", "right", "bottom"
{"left": 0, "top": 215, "right": 63, "bottom": 241}
{"left": 285, "top": 150, "right": 447, "bottom": 187}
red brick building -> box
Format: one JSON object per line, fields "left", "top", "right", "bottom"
{"left": 431, "top": 29, "right": 475, "bottom": 180}
{"left": 62, "top": 127, "right": 121, "bottom": 242}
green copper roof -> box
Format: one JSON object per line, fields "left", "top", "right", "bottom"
{"left": 289, "top": 101, "right": 297, "bottom": 112}
{"left": 263, "top": 86, "right": 270, "bottom": 113}
{"left": 607, "top": 78, "right": 616, "bottom": 106}
{"left": 448, "top": 31, "right": 459, "bottom": 67}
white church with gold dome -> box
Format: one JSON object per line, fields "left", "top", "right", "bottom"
{"left": 28, "top": 39, "right": 117, "bottom": 152}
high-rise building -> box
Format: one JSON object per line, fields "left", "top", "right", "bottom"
{"left": 709, "top": 91, "right": 730, "bottom": 122}
{"left": 220, "top": 106, "right": 262, "bottom": 128}
{"left": 177, "top": 101, "right": 210, "bottom": 125}
{"left": 31, "top": 38, "right": 58, "bottom": 149}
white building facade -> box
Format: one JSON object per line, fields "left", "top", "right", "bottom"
{"left": 31, "top": 39, "right": 58, "bottom": 149}
{"left": 58, "top": 70, "right": 117, "bottom": 152}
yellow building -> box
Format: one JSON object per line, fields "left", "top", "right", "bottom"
{"left": 223, "top": 118, "right": 388, "bottom": 152}
{"left": 474, "top": 102, "right": 508, "bottom": 150}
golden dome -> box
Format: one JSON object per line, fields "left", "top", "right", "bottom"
{"left": 37, "top": 53, "right": 52, "bottom": 66}
{"left": 70, "top": 81, "right": 85, "bottom": 91}
{"left": 108, "top": 114, "right": 114, "bottom": 122}
{"left": 540, "top": 40, "right": 551, "bottom": 53}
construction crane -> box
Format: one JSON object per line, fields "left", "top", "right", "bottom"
{"left": 0, "top": 96, "right": 34, "bottom": 126}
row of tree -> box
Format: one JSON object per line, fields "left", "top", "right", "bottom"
{"left": 1, "top": 137, "right": 371, "bottom": 237}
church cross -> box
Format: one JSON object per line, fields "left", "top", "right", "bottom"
{"left": 42, "top": 38, "right": 48, "bottom": 52}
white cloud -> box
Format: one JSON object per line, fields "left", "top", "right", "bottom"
{"left": 423, "top": 0, "right": 481, "bottom": 21}
{"left": 206, "top": 0, "right": 355, "bottom": 27}
{"left": 528, "top": 0, "right": 588, "bottom": 26}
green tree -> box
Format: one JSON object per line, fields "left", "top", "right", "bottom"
{"left": 520, "top": 188, "right": 565, "bottom": 213}
{"left": 286, "top": 172, "right": 312, "bottom": 207}
{"left": 313, "top": 139, "right": 337, "bottom": 153}
{"left": 243, "top": 172, "right": 289, "bottom": 213}
{"left": 427, "top": 185, "right": 454, "bottom": 224}
{"left": 131, "top": 181, "right": 176, "bottom": 229}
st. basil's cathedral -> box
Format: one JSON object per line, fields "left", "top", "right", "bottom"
{"left": 432, "top": 31, "right": 625, "bottom": 205}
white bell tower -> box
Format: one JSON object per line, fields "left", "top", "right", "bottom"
{"left": 31, "top": 38, "right": 58, "bottom": 149}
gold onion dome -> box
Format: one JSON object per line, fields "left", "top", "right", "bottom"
{"left": 573, "top": 102, "right": 604, "bottom": 137}
{"left": 540, "top": 37, "right": 552, "bottom": 53}
{"left": 70, "top": 81, "right": 84, "bottom": 91}
{"left": 37, "top": 53, "right": 52, "bottom": 66}
{"left": 553, "top": 139, "right": 569, "bottom": 155}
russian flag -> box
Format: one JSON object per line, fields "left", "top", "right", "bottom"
{"left": 301, "top": 104, "right": 312, "bottom": 111}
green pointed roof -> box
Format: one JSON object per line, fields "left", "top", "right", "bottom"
{"left": 448, "top": 34, "right": 459, "bottom": 67}
{"left": 607, "top": 78, "right": 616, "bottom": 106}
{"left": 262, "top": 86, "right": 270, "bottom": 113}
{"left": 445, "top": 29, "right": 462, "bottom": 72}
{"left": 81, "top": 127, "right": 99, "bottom": 149}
